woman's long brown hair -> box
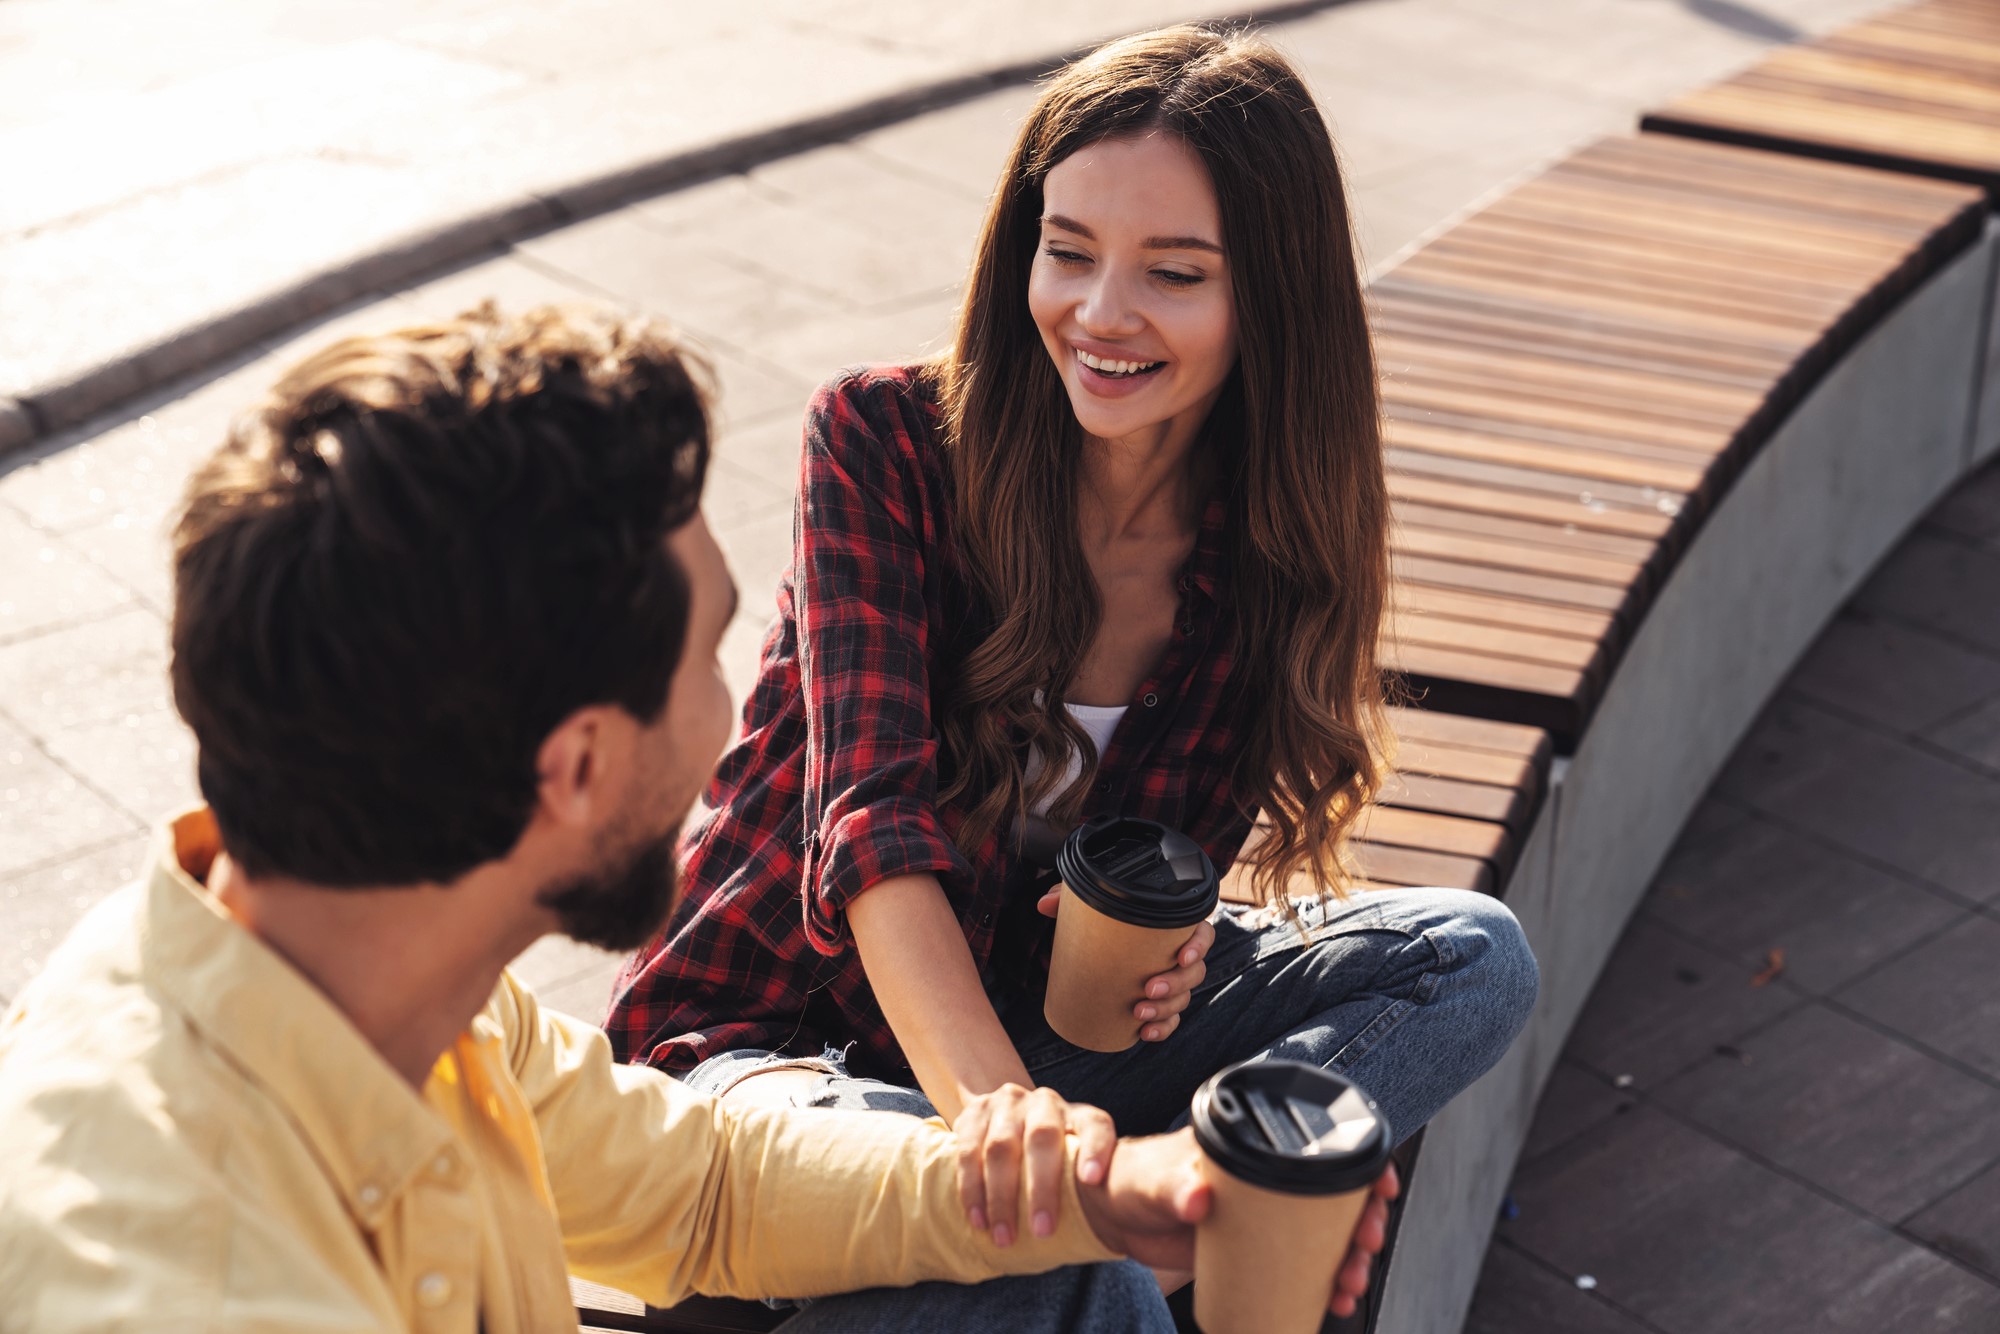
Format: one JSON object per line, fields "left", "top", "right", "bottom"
{"left": 930, "top": 23, "right": 1391, "bottom": 906}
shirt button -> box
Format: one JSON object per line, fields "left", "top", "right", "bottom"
{"left": 1142, "top": 693, "right": 1159, "bottom": 708}
{"left": 430, "top": 1151, "right": 456, "bottom": 1180}
{"left": 356, "top": 1183, "right": 383, "bottom": 1209}
{"left": 1095, "top": 779, "right": 1111, "bottom": 793}
{"left": 416, "top": 1272, "right": 453, "bottom": 1308}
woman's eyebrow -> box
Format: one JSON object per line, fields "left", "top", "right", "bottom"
{"left": 1041, "top": 213, "right": 1223, "bottom": 255}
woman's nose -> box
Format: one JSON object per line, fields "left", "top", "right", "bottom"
{"left": 1075, "top": 270, "right": 1144, "bottom": 339}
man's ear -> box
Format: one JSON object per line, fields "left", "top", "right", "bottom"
{"left": 535, "top": 709, "right": 609, "bottom": 830}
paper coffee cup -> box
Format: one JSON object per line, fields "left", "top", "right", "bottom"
{"left": 1044, "top": 817, "right": 1220, "bottom": 1052}
{"left": 1189, "top": 1060, "right": 1392, "bottom": 1334}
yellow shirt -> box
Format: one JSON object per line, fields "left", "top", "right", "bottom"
{"left": 0, "top": 812, "right": 1118, "bottom": 1333}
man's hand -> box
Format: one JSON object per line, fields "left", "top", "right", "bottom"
{"left": 1075, "top": 1128, "right": 1401, "bottom": 1319}
{"left": 954, "top": 1084, "right": 1117, "bottom": 1246}
{"left": 1035, "top": 888, "right": 1216, "bottom": 1042}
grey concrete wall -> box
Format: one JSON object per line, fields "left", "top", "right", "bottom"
{"left": 1377, "top": 227, "right": 1999, "bottom": 1334}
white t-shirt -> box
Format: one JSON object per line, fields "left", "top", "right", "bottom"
{"left": 1018, "top": 700, "right": 1128, "bottom": 863}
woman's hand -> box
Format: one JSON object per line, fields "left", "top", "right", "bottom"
{"left": 1037, "top": 888, "right": 1216, "bottom": 1042}
{"left": 1076, "top": 1132, "right": 1401, "bottom": 1317}
{"left": 953, "top": 1083, "right": 1118, "bottom": 1246}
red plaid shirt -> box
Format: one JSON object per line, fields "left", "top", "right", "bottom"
{"left": 608, "top": 365, "right": 1252, "bottom": 1079}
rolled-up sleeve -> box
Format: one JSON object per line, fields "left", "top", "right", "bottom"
{"left": 794, "top": 377, "right": 972, "bottom": 953}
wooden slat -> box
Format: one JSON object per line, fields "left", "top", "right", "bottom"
{"left": 1367, "top": 129, "right": 1981, "bottom": 745}
{"left": 1643, "top": 0, "right": 2000, "bottom": 198}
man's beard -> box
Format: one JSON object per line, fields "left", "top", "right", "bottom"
{"left": 536, "top": 826, "right": 682, "bottom": 952}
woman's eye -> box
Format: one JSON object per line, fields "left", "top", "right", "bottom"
{"left": 1043, "top": 246, "right": 1089, "bottom": 266}
{"left": 1155, "top": 270, "right": 1203, "bottom": 288}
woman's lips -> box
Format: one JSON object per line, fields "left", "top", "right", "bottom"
{"left": 1073, "top": 347, "right": 1166, "bottom": 399}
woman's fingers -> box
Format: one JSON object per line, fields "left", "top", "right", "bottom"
{"left": 1139, "top": 956, "right": 1207, "bottom": 1008}
{"left": 1176, "top": 920, "right": 1216, "bottom": 968}
{"left": 1022, "top": 1088, "right": 1070, "bottom": 1238}
{"left": 1140, "top": 1011, "right": 1183, "bottom": 1042}
{"left": 954, "top": 1098, "right": 993, "bottom": 1231}
{"left": 1036, "top": 887, "right": 1062, "bottom": 919}
{"left": 982, "top": 1092, "right": 1025, "bottom": 1247}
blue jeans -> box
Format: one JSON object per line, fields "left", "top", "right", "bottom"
{"left": 683, "top": 887, "right": 1540, "bottom": 1332}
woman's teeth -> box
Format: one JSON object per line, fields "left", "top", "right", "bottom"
{"left": 1076, "top": 348, "right": 1163, "bottom": 378}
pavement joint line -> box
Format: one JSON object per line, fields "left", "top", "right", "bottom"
{"left": 1773, "top": 686, "right": 2000, "bottom": 794}
{"left": 0, "top": 830, "right": 149, "bottom": 892}
{"left": 0, "top": 601, "right": 146, "bottom": 654}
{"left": 0, "top": 0, "right": 1364, "bottom": 465}
{"left": 0, "top": 698, "right": 152, "bottom": 839}
{"left": 1708, "top": 784, "right": 1992, "bottom": 913}
{"left": 1486, "top": 1236, "right": 1677, "bottom": 1334}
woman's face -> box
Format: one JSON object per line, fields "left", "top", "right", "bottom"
{"left": 1028, "top": 132, "right": 1238, "bottom": 445}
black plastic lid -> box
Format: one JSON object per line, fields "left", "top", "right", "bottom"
{"left": 1055, "top": 817, "right": 1219, "bottom": 929}
{"left": 1190, "top": 1060, "right": 1392, "bottom": 1196}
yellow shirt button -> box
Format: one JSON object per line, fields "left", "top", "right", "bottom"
{"left": 431, "top": 1151, "right": 455, "bottom": 1179}
{"left": 356, "top": 1184, "right": 383, "bottom": 1209}
{"left": 416, "top": 1272, "right": 452, "bottom": 1308}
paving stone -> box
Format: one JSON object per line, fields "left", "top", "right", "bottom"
{"left": 746, "top": 143, "right": 991, "bottom": 247}
{"left": 42, "top": 706, "right": 199, "bottom": 829}
{"left": 1922, "top": 460, "right": 2000, "bottom": 548}
{"left": 1652, "top": 1003, "right": 2000, "bottom": 1222}
{"left": 684, "top": 187, "right": 974, "bottom": 314}
{"left": 1905, "top": 1160, "right": 2000, "bottom": 1280}
{"left": 1787, "top": 610, "right": 2000, "bottom": 736}
{"left": 0, "top": 506, "right": 134, "bottom": 643}
{"left": 1560, "top": 918, "right": 1801, "bottom": 1090}
{"left": 1838, "top": 913, "right": 2000, "bottom": 1086}
{"left": 714, "top": 508, "right": 796, "bottom": 634}
{"left": 697, "top": 346, "right": 815, "bottom": 436}
{"left": 1516, "top": 1059, "right": 1636, "bottom": 1167}
{"left": 1716, "top": 695, "right": 2000, "bottom": 903}
{"left": 0, "top": 354, "right": 270, "bottom": 535}
{"left": 0, "top": 606, "right": 173, "bottom": 739}
{"left": 0, "top": 834, "right": 150, "bottom": 1005}
{"left": 715, "top": 411, "right": 811, "bottom": 489}
{"left": 759, "top": 295, "right": 959, "bottom": 386}
{"left": 516, "top": 211, "right": 842, "bottom": 342}
{"left": 394, "top": 250, "right": 608, "bottom": 325}
{"left": 1463, "top": 1243, "right": 1654, "bottom": 1334}
{"left": 512, "top": 931, "right": 623, "bottom": 999}
{"left": 0, "top": 713, "right": 143, "bottom": 881}
{"left": 851, "top": 85, "right": 1034, "bottom": 201}
{"left": 58, "top": 500, "right": 177, "bottom": 613}
{"left": 1926, "top": 694, "right": 2000, "bottom": 776}
{"left": 1642, "top": 798, "right": 1965, "bottom": 996}
{"left": 536, "top": 956, "right": 623, "bottom": 1026}
{"left": 1507, "top": 1105, "right": 2000, "bottom": 1334}
{"left": 701, "top": 456, "right": 793, "bottom": 533}
{"left": 1852, "top": 531, "right": 2000, "bottom": 658}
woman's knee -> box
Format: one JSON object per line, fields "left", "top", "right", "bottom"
{"left": 1436, "top": 889, "right": 1540, "bottom": 1035}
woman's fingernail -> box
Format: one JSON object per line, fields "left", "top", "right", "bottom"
{"left": 1144, "top": 1027, "right": 1159, "bottom": 1040}
{"left": 1080, "top": 1157, "right": 1104, "bottom": 1184}
{"left": 1149, "top": 982, "right": 1167, "bottom": 999}
{"left": 969, "top": 1207, "right": 986, "bottom": 1230}
{"left": 1137, "top": 1005, "right": 1156, "bottom": 1020}
{"left": 993, "top": 1223, "right": 1014, "bottom": 1248}
{"left": 1033, "top": 1211, "right": 1054, "bottom": 1237}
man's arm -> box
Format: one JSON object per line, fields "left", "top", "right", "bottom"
{"left": 502, "top": 975, "right": 1122, "bottom": 1307}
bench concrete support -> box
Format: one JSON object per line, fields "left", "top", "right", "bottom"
{"left": 1376, "top": 226, "right": 1999, "bottom": 1334}
{"left": 1973, "top": 217, "right": 2000, "bottom": 467}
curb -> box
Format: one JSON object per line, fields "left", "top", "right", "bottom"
{"left": 1, "top": 0, "right": 1355, "bottom": 462}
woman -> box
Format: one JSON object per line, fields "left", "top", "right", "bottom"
{"left": 609, "top": 21, "right": 1537, "bottom": 1303}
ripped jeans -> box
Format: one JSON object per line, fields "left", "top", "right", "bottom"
{"left": 676, "top": 887, "right": 1540, "bottom": 1332}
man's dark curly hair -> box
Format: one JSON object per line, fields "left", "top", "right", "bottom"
{"left": 171, "top": 303, "right": 713, "bottom": 886}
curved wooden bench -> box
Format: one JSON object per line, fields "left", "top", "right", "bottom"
{"left": 1372, "top": 135, "right": 1993, "bottom": 1334}
{"left": 1640, "top": 0, "right": 2000, "bottom": 474}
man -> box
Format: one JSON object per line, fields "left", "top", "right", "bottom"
{"left": 0, "top": 306, "right": 1390, "bottom": 1332}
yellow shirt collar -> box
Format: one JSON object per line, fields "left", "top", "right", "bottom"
{"left": 144, "top": 808, "right": 461, "bottom": 1228}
